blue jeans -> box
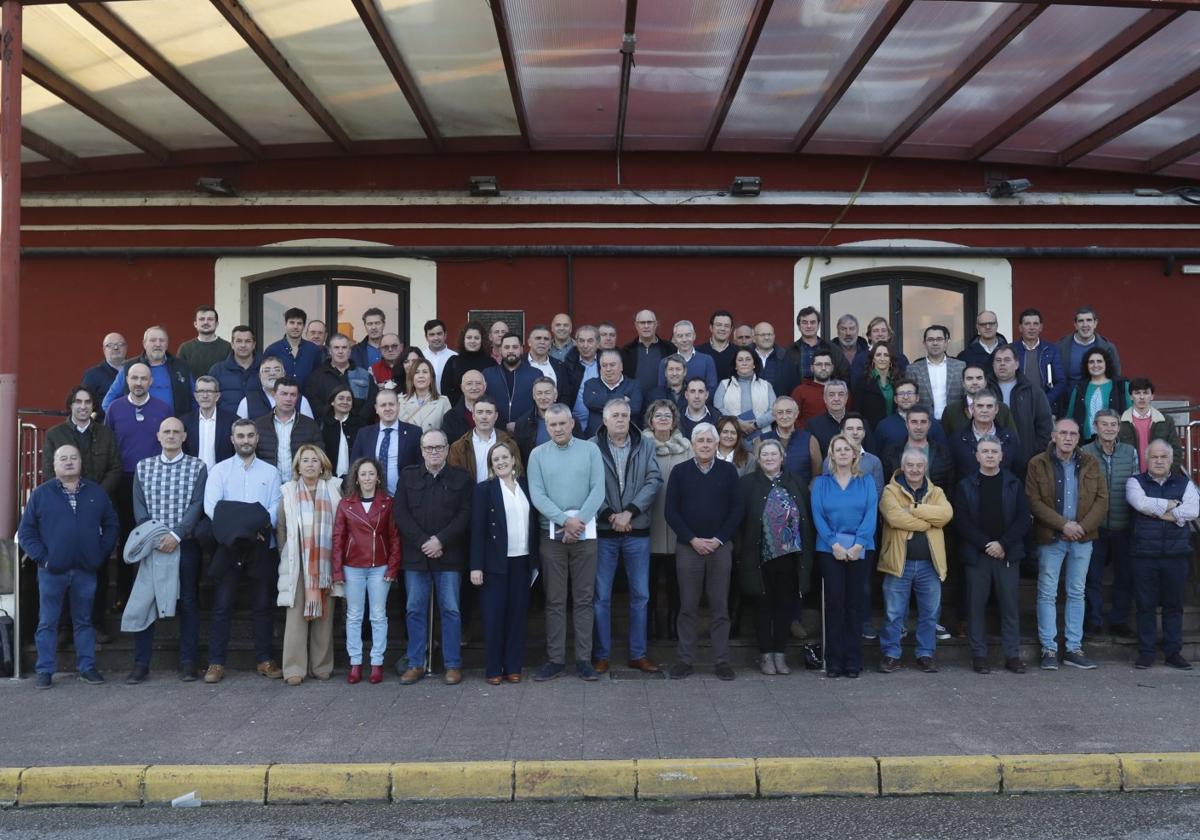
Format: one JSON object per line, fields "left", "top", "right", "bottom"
{"left": 36, "top": 567, "right": 98, "bottom": 675}
{"left": 880, "top": 559, "right": 941, "bottom": 659}
{"left": 344, "top": 566, "right": 391, "bottom": 666}
{"left": 134, "top": 540, "right": 200, "bottom": 668}
{"left": 405, "top": 570, "right": 461, "bottom": 670}
{"left": 593, "top": 535, "right": 651, "bottom": 661}
{"left": 1037, "top": 540, "right": 1092, "bottom": 652}
{"left": 1088, "top": 527, "right": 1133, "bottom": 626}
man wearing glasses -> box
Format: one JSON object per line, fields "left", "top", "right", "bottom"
{"left": 906, "top": 325, "right": 965, "bottom": 421}
{"left": 181, "top": 376, "right": 237, "bottom": 470}
{"left": 369, "top": 333, "right": 405, "bottom": 388}
{"left": 104, "top": 363, "right": 172, "bottom": 613}
{"left": 957, "top": 310, "right": 1008, "bottom": 376}
{"left": 393, "top": 429, "right": 474, "bottom": 685}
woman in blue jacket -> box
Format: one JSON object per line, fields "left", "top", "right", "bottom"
{"left": 810, "top": 434, "right": 878, "bottom": 678}
{"left": 470, "top": 439, "right": 540, "bottom": 684}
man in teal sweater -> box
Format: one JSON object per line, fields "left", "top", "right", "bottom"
{"left": 528, "top": 404, "right": 606, "bottom": 681}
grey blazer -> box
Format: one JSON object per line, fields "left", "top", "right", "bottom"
{"left": 905, "top": 357, "right": 966, "bottom": 419}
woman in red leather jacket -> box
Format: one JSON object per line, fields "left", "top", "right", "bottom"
{"left": 332, "top": 457, "right": 401, "bottom": 684}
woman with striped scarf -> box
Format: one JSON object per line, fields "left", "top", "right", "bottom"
{"left": 277, "top": 444, "right": 342, "bottom": 686}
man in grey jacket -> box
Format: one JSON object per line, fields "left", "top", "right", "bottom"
{"left": 592, "top": 398, "right": 663, "bottom": 674}
{"left": 1081, "top": 409, "right": 1138, "bottom": 637}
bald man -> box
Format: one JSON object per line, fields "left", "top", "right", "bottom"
{"left": 125, "top": 417, "right": 208, "bottom": 684}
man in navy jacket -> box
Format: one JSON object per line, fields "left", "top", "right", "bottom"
{"left": 484, "top": 334, "right": 542, "bottom": 427}
{"left": 18, "top": 444, "right": 120, "bottom": 688}
{"left": 351, "top": 389, "right": 422, "bottom": 495}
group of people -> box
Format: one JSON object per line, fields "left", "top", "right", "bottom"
{"left": 17, "top": 300, "right": 1195, "bottom": 690}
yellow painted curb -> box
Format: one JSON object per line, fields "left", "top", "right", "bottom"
{"left": 268, "top": 763, "right": 392, "bottom": 803}
{"left": 756, "top": 757, "right": 878, "bottom": 797}
{"left": 515, "top": 760, "right": 636, "bottom": 800}
{"left": 0, "top": 768, "right": 23, "bottom": 805}
{"left": 1119, "top": 753, "right": 1200, "bottom": 791}
{"left": 637, "top": 758, "right": 757, "bottom": 800}
{"left": 19, "top": 765, "right": 146, "bottom": 806}
{"left": 880, "top": 755, "right": 1000, "bottom": 795}
{"left": 392, "top": 761, "right": 514, "bottom": 802}
{"left": 143, "top": 765, "right": 268, "bottom": 805}
{"left": 1000, "top": 754, "right": 1122, "bottom": 793}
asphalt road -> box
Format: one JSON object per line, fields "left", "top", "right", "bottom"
{"left": 2, "top": 792, "right": 1199, "bottom": 840}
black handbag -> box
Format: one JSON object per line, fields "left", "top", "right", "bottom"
{"left": 0, "top": 609, "right": 15, "bottom": 678}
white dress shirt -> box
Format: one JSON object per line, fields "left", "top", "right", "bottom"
{"left": 273, "top": 413, "right": 296, "bottom": 482}
{"left": 424, "top": 345, "right": 458, "bottom": 391}
{"left": 927, "top": 358, "right": 949, "bottom": 419}
{"left": 527, "top": 354, "right": 557, "bottom": 383}
{"left": 471, "top": 429, "right": 497, "bottom": 483}
{"left": 500, "top": 479, "right": 531, "bottom": 557}
{"left": 197, "top": 411, "right": 217, "bottom": 469}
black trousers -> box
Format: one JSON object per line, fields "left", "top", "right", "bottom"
{"left": 819, "top": 552, "right": 867, "bottom": 674}
{"left": 964, "top": 557, "right": 1021, "bottom": 659}
{"left": 755, "top": 554, "right": 798, "bottom": 654}
{"left": 479, "top": 556, "right": 531, "bottom": 678}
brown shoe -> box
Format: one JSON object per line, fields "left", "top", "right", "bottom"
{"left": 485, "top": 675, "right": 502, "bottom": 686}
{"left": 256, "top": 660, "right": 283, "bottom": 679}
{"left": 628, "top": 656, "right": 660, "bottom": 673}
{"left": 203, "top": 664, "right": 225, "bottom": 684}
{"left": 444, "top": 668, "right": 463, "bottom": 685}
{"left": 284, "top": 675, "right": 303, "bottom": 686}
{"left": 592, "top": 659, "right": 610, "bottom": 674}
{"left": 505, "top": 673, "right": 522, "bottom": 683}
{"left": 399, "top": 667, "right": 426, "bottom": 685}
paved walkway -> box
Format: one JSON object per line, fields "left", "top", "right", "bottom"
{"left": 4, "top": 664, "right": 1198, "bottom": 767}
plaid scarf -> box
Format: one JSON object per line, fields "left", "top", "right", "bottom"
{"left": 296, "top": 480, "right": 335, "bottom": 619}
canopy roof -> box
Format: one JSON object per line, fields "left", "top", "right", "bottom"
{"left": 14, "top": 0, "right": 1200, "bottom": 180}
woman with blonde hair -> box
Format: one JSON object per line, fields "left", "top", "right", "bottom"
{"left": 277, "top": 443, "right": 342, "bottom": 686}
{"left": 809, "top": 433, "right": 878, "bottom": 678}
{"left": 397, "top": 358, "right": 451, "bottom": 431}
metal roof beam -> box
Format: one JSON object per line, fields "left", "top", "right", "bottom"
{"left": 487, "top": 0, "right": 529, "bottom": 147}
{"left": 1059, "top": 65, "right": 1200, "bottom": 165}
{"left": 880, "top": 3, "right": 1046, "bottom": 157}
{"left": 997, "top": 0, "right": 1200, "bottom": 9}
{"left": 704, "top": 0, "right": 773, "bottom": 151}
{"left": 70, "top": 1, "right": 264, "bottom": 158}
{"left": 209, "top": 0, "right": 352, "bottom": 153}
{"left": 21, "top": 127, "right": 79, "bottom": 169}
{"left": 1147, "top": 130, "right": 1200, "bottom": 172}
{"left": 350, "top": 0, "right": 442, "bottom": 150}
{"left": 968, "top": 8, "right": 1181, "bottom": 160}
{"left": 790, "top": 0, "right": 914, "bottom": 152}
{"left": 22, "top": 52, "right": 171, "bottom": 161}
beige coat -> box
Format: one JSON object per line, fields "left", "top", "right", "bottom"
{"left": 276, "top": 477, "right": 343, "bottom": 608}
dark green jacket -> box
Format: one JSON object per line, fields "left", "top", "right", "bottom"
{"left": 735, "top": 469, "right": 815, "bottom": 598}
{"left": 41, "top": 421, "right": 122, "bottom": 498}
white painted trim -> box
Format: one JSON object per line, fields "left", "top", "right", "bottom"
{"left": 23, "top": 222, "right": 1200, "bottom": 232}
{"left": 20, "top": 190, "right": 1194, "bottom": 209}
{"left": 792, "top": 238, "right": 1013, "bottom": 342}
{"left": 213, "top": 238, "right": 437, "bottom": 344}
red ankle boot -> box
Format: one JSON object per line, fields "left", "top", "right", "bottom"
{"left": 369, "top": 665, "right": 384, "bottom": 684}
{"left": 347, "top": 664, "right": 363, "bottom": 684}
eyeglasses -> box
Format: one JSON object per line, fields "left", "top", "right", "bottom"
{"left": 976, "top": 321, "right": 997, "bottom": 328}
{"left": 195, "top": 389, "right": 218, "bottom": 395}
{"left": 421, "top": 444, "right": 447, "bottom": 452}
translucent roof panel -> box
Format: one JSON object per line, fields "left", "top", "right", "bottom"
{"left": 622, "top": 0, "right": 758, "bottom": 151}
{"left": 108, "top": 0, "right": 331, "bottom": 146}
{"left": 999, "top": 12, "right": 1200, "bottom": 155}
{"left": 902, "top": 4, "right": 1143, "bottom": 152}
{"left": 504, "top": 0, "right": 626, "bottom": 149}
{"left": 23, "top": 7, "right": 234, "bottom": 151}
{"left": 377, "top": 0, "right": 519, "bottom": 137}
{"left": 813, "top": 1, "right": 1011, "bottom": 149}
{"left": 237, "top": 0, "right": 424, "bottom": 141}
{"left": 1078, "top": 90, "right": 1200, "bottom": 168}
{"left": 21, "top": 77, "right": 142, "bottom": 158}
{"left": 715, "top": 0, "right": 893, "bottom": 151}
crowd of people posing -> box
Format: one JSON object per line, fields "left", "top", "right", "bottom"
{"left": 16, "top": 301, "right": 1197, "bottom": 690}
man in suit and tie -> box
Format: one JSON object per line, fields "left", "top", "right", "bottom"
{"left": 905, "top": 324, "right": 966, "bottom": 421}
{"left": 351, "top": 388, "right": 422, "bottom": 495}
{"left": 181, "top": 376, "right": 237, "bottom": 470}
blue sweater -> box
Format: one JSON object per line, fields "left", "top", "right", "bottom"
{"left": 18, "top": 479, "right": 119, "bottom": 573}
{"left": 664, "top": 458, "right": 743, "bottom": 544}
{"left": 810, "top": 473, "right": 878, "bottom": 552}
